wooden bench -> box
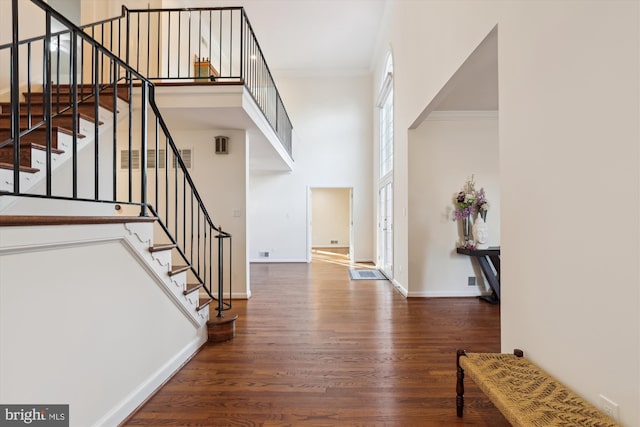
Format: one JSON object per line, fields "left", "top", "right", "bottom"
{"left": 456, "top": 349, "right": 621, "bottom": 426}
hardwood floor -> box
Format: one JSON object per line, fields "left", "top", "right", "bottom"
{"left": 124, "top": 254, "right": 509, "bottom": 426}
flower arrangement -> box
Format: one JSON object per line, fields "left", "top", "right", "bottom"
{"left": 452, "top": 176, "right": 477, "bottom": 221}
{"left": 475, "top": 187, "right": 489, "bottom": 221}
{"left": 452, "top": 175, "right": 489, "bottom": 221}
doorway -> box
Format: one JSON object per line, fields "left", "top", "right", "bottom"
{"left": 378, "top": 180, "right": 393, "bottom": 277}
{"left": 309, "top": 188, "right": 353, "bottom": 262}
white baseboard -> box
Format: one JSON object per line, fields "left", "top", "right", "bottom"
{"left": 93, "top": 327, "right": 207, "bottom": 427}
{"left": 227, "top": 291, "right": 250, "bottom": 299}
{"left": 407, "top": 290, "right": 491, "bottom": 298}
{"left": 250, "top": 258, "right": 308, "bottom": 263}
{"left": 392, "top": 279, "right": 408, "bottom": 297}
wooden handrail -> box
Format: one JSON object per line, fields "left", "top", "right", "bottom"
{"left": 0, "top": 215, "right": 157, "bottom": 226}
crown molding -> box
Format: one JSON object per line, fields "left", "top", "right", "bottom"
{"left": 425, "top": 110, "right": 498, "bottom": 121}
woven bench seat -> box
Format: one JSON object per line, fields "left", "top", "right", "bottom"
{"left": 456, "top": 349, "right": 620, "bottom": 427}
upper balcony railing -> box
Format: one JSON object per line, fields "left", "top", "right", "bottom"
{"left": 82, "top": 6, "right": 293, "bottom": 158}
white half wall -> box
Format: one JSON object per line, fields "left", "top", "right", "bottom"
{"left": 0, "top": 223, "right": 206, "bottom": 427}
{"left": 408, "top": 113, "right": 499, "bottom": 297}
{"left": 250, "top": 74, "right": 373, "bottom": 263}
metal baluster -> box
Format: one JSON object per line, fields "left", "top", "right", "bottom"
{"left": 197, "top": 11, "right": 201, "bottom": 78}
{"left": 167, "top": 11, "right": 171, "bottom": 78}
{"left": 112, "top": 62, "right": 118, "bottom": 201}
{"left": 182, "top": 173, "right": 186, "bottom": 250}
{"left": 209, "top": 226, "right": 212, "bottom": 295}
{"left": 165, "top": 135, "right": 169, "bottom": 228}
{"left": 190, "top": 190, "right": 194, "bottom": 265}
{"left": 71, "top": 30, "right": 78, "bottom": 198}
{"left": 127, "top": 71, "right": 133, "bottom": 202}
{"left": 228, "top": 235, "right": 232, "bottom": 309}
{"left": 156, "top": 12, "right": 161, "bottom": 78}
{"left": 197, "top": 206, "right": 201, "bottom": 277}
{"left": 217, "top": 230, "right": 223, "bottom": 317}
{"left": 174, "top": 143, "right": 178, "bottom": 240}
{"left": 27, "top": 42, "right": 32, "bottom": 127}
{"left": 93, "top": 47, "right": 100, "bottom": 200}
{"left": 125, "top": 9, "right": 130, "bottom": 67}
{"left": 11, "top": 0, "right": 20, "bottom": 193}
{"left": 140, "top": 82, "right": 148, "bottom": 216}
{"left": 239, "top": 13, "right": 244, "bottom": 83}
{"left": 134, "top": 13, "right": 139, "bottom": 71}
{"left": 155, "top": 116, "right": 159, "bottom": 211}
{"left": 177, "top": 11, "right": 181, "bottom": 78}
{"left": 146, "top": 10, "right": 150, "bottom": 76}
{"left": 44, "top": 11, "right": 52, "bottom": 196}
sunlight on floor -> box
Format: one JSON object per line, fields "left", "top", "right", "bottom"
{"left": 311, "top": 248, "right": 376, "bottom": 269}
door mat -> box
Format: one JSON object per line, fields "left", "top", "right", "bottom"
{"left": 348, "top": 269, "right": 388, "bottom": 280}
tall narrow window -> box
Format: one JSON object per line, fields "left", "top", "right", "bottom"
{"left": 378, "top": 55, "right": 393, "bottom": 178}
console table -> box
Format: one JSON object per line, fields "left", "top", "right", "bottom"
{"left": 456, "top": 247, "right": 500, "bottom": 304}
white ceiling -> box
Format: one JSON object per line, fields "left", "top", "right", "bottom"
{"left": 168, "top": 0, "right": 497, "bottom": 115}
{"left": 187, "top": 0, "right": 389, "bottom": 75}
{"left": 224, "top": 0, "right": 497, "bottom": 110}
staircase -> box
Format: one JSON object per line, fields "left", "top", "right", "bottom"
{"left": 0, "top": 84, "right": 124, "bottom": 192}
{"left": 0, "top": 82, "right": 224, "bottom": 323}
{"left": 1, "top": 0, "right": 234, "bottom": 323}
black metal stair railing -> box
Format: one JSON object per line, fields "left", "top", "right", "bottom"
{"left": 80, "top": 6, "right": 293, "bottom": 158}
{"left": 1, "top": 0, "right": 232, "bottom": 317}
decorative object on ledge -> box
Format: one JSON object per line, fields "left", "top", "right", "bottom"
{"left": 452, "top": 176, "right": 476, "bottom": 248}
{"left": 472, "top": 216, "right": 489, "bottom": 249}
{"left": 193, "top": 55, "right": 220, "bottom": 81}
{"left": 452, "top": 175, "right": 490, "bottom": 248}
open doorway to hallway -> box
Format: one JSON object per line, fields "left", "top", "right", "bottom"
{"left": 308, "top": 187, "right": 353, "bottom": 262}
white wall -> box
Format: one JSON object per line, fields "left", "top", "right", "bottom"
{"left": 375, "top": 1, "right": 639, "bottom": 425}
{"left": 311, "top": 187, "right": 350, "bottom": 248}
{"left": 0, "top": 223, "right": 206, "bottom": 427}
{"left": 146, "top": 122, "right": 250, "bottom": 299}
{"left": 250, "top": 74, "right": 373, "bottom": 263}
{"left": 408, "top": 113, "right": 499, "bottom": 297}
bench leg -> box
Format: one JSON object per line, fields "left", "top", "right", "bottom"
{"left": 456, "top": 349, "right": 466, "bottom": 417}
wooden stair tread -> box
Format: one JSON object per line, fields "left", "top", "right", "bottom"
{"left": 0, "top": 215, "right": 157, "bottom": 226}
{"left": 184, "top": 283, "right": 203, "bottom": 295}
{"left": 0, "top": 128, "right": 83, "bottom": 149}
{"left": 52, "top": 83, "right": 131, "bottom": 96}
{"left": 0, "top": 101, "right": 114, "bottom": 118}
{"left": 149, "top": 243, "right": 177, "bottom": 253}
{"left": 0, "top": 113, "right": 98, "bottom": 129}
{"left": 168, "top": 265, "right": 190, "bottom": 276}
{"left": 0, "top": 162, "right": 39, "bottom": 173}
{"left": 0, "top": 142, "right": 64, "bottom": 155}
{"left": 197, "top": 297, "right": 212, "bottom": 311}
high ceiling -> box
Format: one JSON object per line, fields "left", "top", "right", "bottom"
{"left": 166, "top": 0, "right": 497, "bottom": 113}
{"left": 175, "top": 0, "right": 389, "bottom": 75}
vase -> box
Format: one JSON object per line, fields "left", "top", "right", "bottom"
{"left": 480, "top": 210, "right": 487, "bottom": 222}
{"left": 472, "top": 216, "right": 489, "bottom": 249}
{"left": 460, "top": 215, "right": 471, "bottom": 247}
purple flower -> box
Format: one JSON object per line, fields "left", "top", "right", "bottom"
{"left": 452, "top": 176, "right": 488, "bottom": 221}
